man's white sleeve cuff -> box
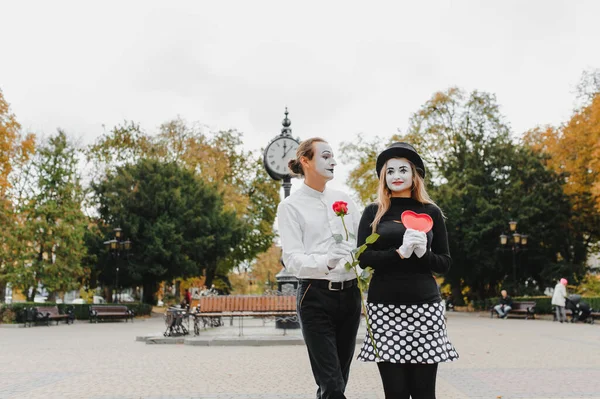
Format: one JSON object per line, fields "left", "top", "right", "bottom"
{"left": 319, "top": 255, "right": 332, "bottom": 275}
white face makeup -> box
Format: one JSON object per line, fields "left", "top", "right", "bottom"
{"left": 313, "top": 142, "right": 336, "bottom": 181}
{"left": 385, "top": 158, "right": 413, "bottom": 193}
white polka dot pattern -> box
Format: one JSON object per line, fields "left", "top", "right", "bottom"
{"left": 358, "top": 302, "right": 459, "bottom": 364}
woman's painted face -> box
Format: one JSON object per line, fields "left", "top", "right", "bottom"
{"left": 313, "top": 142, "right": 336, "bottom": 181}
{"left": 385, "top": 158, "right": 413, "bottom": 193}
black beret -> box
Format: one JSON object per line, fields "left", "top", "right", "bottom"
{"left": 376, "top": 142, "right": 425, "bottom": 178}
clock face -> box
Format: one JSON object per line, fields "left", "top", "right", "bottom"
{"left": 265, "top": 137, "right": 299, "bottom": 177}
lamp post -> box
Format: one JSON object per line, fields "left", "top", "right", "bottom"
{"left": 499, "top": 221, "right": 528, "bottom": 295}
{"left": 104, "top": 227, "right": 132, "bottom": 303}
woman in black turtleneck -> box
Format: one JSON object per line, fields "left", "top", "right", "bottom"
{"left": 357, "top": 142, "right": 458, "bottom": 399}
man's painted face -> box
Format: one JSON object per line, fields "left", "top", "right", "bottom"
{"left": 385, "top": 158, "right": 413, "bottom": 192}
{"left": 313, "top": 142, "right": 336, "bottom": 181}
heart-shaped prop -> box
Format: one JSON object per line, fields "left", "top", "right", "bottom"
{"left": 401, "top": 210, "right": 433, "bottom": 233}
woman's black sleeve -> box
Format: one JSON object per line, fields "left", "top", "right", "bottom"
{"left": 357, "top": 204, "right": 401, "bottom": 272}
{"left": 418, "top": 207, "right": 452, "bottom": 274}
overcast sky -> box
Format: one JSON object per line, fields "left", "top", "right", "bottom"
{"left": 2, "top": 0, "right": 600, "bottom": 198}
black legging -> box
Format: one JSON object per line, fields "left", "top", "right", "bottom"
{"left": 377, "top": 362, "right": 438, "bottom": 399}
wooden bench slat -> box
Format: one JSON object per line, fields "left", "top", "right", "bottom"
{"left": 198, "top": 295, "right": 298, "bottom": 314}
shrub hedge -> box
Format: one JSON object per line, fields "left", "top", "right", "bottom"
{"left": 0, "top": 302, "right": 152, "bottom": 324}
{"left": 471, "top": 296, "right": 600, "bottom": 314}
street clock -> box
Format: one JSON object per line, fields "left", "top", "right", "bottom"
{"left": 263, "top": 108, "right": 300, "bottom": 182}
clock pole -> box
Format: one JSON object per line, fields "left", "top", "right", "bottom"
{"left": 282, "top": 177, "right": 292, "bottom": 198}
{"left": 264, "top": 108, "right": 300, "bottom": 330}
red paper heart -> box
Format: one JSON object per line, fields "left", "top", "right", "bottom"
{"left": 401, "top": 211, "right": 434, "bottom": 233}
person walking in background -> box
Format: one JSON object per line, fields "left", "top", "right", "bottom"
{"left": 182, "top": 288, "right": 192, "bottom": 310}
{"left": 277, "top": 137, "right": 362, "bottom": 399}
{"left": 552, "top": 278, "right": 568, "bottom": 323}
{"left": 494, "top": 290, "right": 513, "bottom": 319}
{"left": 356, "top": 142, "right": 458, "bottom": 399}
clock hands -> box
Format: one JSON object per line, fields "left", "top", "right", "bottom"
{"left": 281, "top": 142, "right": 295, "bottom": 159}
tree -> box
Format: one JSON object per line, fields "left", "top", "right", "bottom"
{"left": 86, "top": 119, "right": 280, "bottom": 288}
{"left": 576, "top": 68, "right": 600, "bottom": 104}
{"left": 0, "top": 89, "right": 35, "bottom": 195}
{"left": 150, "top": 120, "right": 280, "bottom": 281}
{"left": 0, "top": 89, "right": 35, "bottom": 301}
{"left": 339, "top": 133, "right": 402, "bottom": 206}
{"left": 524, "top": 77, "right": 600, "bottom": 256}
{"left": 4, "top": 131, "right": 88, "bottom": 301}
{"left": 406, "top": 88, "right": 585, "bottom": 300}
{"left": 92, "top": 159, "right": 243, "bottom": 304}
{"left": 230, "top": 243, "right": 283, "bottom": 294}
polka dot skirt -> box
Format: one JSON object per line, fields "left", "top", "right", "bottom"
{"left": 357, "top": 302, "right": 459, "bottom": 364}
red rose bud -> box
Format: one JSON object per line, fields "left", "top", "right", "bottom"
{"left": 332, "top": 201, "right": 349, "bottom": 216}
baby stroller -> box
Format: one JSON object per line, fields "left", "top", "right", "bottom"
{"left": 565, "top": 294, "right": 595, "bottom": 324}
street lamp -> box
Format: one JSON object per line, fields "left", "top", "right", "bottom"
{"left": 499, "top": 221, "right": 528, "bottom": 295}
{"left": 104, "top": 227, "right": 132, "bottom": 303}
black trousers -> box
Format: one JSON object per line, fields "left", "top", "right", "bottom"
{"left": 297, "top": 280, "right": 362, "bottom": 399}
{"left": 377, "top": 362, "right": 438, "bottom": 399}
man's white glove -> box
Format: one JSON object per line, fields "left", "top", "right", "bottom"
{"left": 327, "top": 240, "right": 355, "bottom": 269}
{"left": 398, "top": 229, "right": 428, "bottom": 259}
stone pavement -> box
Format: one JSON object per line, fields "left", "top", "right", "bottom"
{"left": 1, "top": 312, "right": 599, "bottom": 398}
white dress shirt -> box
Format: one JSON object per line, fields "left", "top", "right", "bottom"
{"left": 277, "top": 182, "right": 361, "bottom": 281}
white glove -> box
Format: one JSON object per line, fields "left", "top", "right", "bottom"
{"left": 413, "top": 237, "right": 428, "bottom": 258}
{"left": 399, "top": 229, "right": 427, "bottom": 259}
{"left": 327, "top": 240, "right": 354, "bottom": 269}
{"left": 412, "top": 230, "right": 428, "bottom": 258}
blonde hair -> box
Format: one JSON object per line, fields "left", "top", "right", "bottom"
{"left": 287, "top": 137, "right": 326, "bottom": 177}
{"left": 371, "top": 159, "right": 440, "bottom": 233}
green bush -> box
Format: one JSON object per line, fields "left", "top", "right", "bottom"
{"left": 471, "top": 298, "right": 497, "bottom": 311}
{"left": 473, "top": 296, "right": 600, "bottom": 314}
{"left": 584, "top": 297, "right": 600, "bottom": 311}
{"left": 0, "top": 302, "right": 152, "bottom": 324}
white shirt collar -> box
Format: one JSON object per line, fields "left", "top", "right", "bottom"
{"left": 300, "top": 182, "right": 327, "bottom": 199}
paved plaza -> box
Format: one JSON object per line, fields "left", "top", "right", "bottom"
{"left": 1, "top": 311, "right": 599, "bottom": 399}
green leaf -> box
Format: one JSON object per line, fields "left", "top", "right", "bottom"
{"left": 360, "top": 268, "right": 372, "bottom": 280}
{"left": 365, "top": 233, "right": 380, "bottom": 245}
{"left": 332, "top": 234, "right": 344, "bottom": 244}
{"left": 344, "top": 261, "right": 353, "bottom": 271}
{"left": 354, "top": 244, "right": 367, "bottom": 258}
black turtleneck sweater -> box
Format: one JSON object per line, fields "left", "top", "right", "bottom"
{"left": 357, "top": 197, "right": 452, "bottom": 305}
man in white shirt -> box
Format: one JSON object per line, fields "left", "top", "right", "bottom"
{"left": 277, "top": 138, "right": 361, "bottom": 399}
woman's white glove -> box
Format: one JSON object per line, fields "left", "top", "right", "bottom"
{"left": 399, "top": 228, "right": 428, "bottom": 259}
{"left": 413, "top": 232, "right": 428, "bottom": 258}
{"left": 327, "top": 240, "right": 355, "bottom": 269}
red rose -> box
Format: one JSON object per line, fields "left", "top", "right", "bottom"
{"left": 332, "top": 201, "right": 349, "bottom": 216}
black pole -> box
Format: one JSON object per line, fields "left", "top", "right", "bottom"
{"left": 115, "top": 264, "right": 120, "bottom": 304}
{"left": 282, "top": 176, "right": 292, "bottom": 198}
{"left": 512, "top": 247, "right": 517, "bottom": 295}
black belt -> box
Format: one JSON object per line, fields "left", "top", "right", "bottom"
{"left": 302, "top": 279, "right": 358, "bottom": 291}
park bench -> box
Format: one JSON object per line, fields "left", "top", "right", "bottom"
{"left": 490, "top": 301, "right": 536, "bottom": 319}
{"left": 26, "top": 305, "right": 74, "bottom": 327}
{"left": 89, "top": 305, "right": 134, "bottom": 323}
{"left": 195, "top": 295, "right": 297, "bottom": 336}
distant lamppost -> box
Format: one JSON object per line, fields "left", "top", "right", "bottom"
{"left": 499, "top": 221, "right": 528, "bottom": 294}
{"left": 104, "top": 227, "right": 132, "bottom": 303}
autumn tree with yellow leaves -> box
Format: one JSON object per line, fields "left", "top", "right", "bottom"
{"left": 0, "top": 90, "right": 35, "bottom": 302}
{"left": 524, "top": 70, "right": 600, "bottom": 255}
